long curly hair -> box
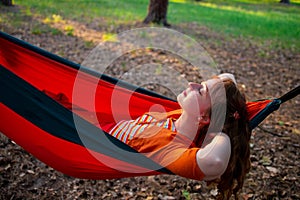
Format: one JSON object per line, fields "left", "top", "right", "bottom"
{"left": 195, "top": 78, "right": 251, "bottom": 199}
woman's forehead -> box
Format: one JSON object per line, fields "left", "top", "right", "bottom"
{"left": 203, "top": 78, "right": 221, "bottom": 89}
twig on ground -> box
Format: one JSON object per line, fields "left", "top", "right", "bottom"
{"left": 257, "top": 125, "right": 283, "bottom": 137}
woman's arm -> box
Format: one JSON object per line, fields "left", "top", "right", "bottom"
{"left": 196, "top": 132, "right": 231, "bottom": 180}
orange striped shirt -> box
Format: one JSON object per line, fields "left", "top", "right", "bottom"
{"left": 109, "top": 114, "right": 176, "bottom": 143}
{"left": 108, "top": 110, "right": 205, "bottom": 180}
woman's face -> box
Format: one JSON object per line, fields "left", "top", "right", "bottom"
{"left": 177, "top": 81, "right": 211, "bottom": 118}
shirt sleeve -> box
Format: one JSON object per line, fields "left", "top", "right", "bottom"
{"left": 166, "top": 148, "right": 204, "bottom": 181}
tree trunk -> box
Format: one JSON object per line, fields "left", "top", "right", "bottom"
{"left": 1, "top": 0, "right": 13, "bottom": 6}
{"left": 143, "top": 0, "right": 170, "bottom": 27}
{"left": 280, "top": 0, "right": 290, "bottom": 4}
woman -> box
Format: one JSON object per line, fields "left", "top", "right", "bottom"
{"left": 109, "top": 73, "right": 251, "bottom": 200}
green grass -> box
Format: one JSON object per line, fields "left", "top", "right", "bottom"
{"left": 7, "top": 0, "right": 300, "bottom": 50}
{"left": 169, "top": 0, "right": 300, "bottom": 49}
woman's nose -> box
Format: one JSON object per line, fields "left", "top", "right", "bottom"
{"left": 189, "top": 82, "right": 202, "bottom": 90}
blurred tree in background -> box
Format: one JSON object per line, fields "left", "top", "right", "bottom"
{"left": 280, "top": 0, "right": 290, "bottom": 3}
{"left": 143, "top": 0, "right": 170, "bottom": 27}
{"left": 1, "top": 0, "right": 13, "bottom": 6}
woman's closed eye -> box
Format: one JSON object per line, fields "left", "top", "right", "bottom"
{"left": 199, "top": 89, "right": 203, "bottom": 95}
{"left": 199, "top": 83, "right": 207, "bottom": 96}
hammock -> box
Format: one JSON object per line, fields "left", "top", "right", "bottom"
{"left": 0, "top": 31, "right": 299, "bottom": 180}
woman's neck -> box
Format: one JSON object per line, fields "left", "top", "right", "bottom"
{"left": 174, "top": 112, "right": 199, "bottom": 141}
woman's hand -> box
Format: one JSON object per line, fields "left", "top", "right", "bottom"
{"left": 218, "top": 73, "right": 237, "bottom": 85}
{"left": 196, "top": 132, "right": 231, "bottom": 181}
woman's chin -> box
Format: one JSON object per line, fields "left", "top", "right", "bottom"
{"left": 177, "top": 94, "right": 183, "bottom": 105}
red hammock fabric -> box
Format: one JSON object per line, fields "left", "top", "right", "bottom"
{"left": 0, "top": 35, "right": 179, "bottom": 179}
{"left": 246, "top": 100, "right": 272, "bottom": 121}
{"left": 0, "top": 31, "right": 289, "bottom": 180}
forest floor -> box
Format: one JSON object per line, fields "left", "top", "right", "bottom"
{"left": 0, "top": 4, "right": 300, "bottom": 200}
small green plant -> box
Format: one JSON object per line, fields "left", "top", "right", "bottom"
{"left": 84, "top": 41, "right": 94, "bottom": 48}
{"left": 23, "top": 7, "right": 32, "bottom": 16}
{"left": 182, "top": 190, "right": 191, "bottom": 200}
{"left": 121, "top": 62, "right": 127, "bottom": 71}
{"left": 31, "top": 28, "right": 42, "bottom": 35}
{"left": 50, "top": 28, "right": 62, "bottom": 36}
{"left": 57, "top": 50, "right": 65, "bottom": 57}
{"left": 155, "top": 64, "right": 163, "bottom": 75}
{"left": 278, "top": 121, "right": 285, "bottom": 126}
{"left": 260, "top": 155, "right": 272, "bottom": 166}
{"left": 31, "top": 25, "right": 47, "bottom": 35}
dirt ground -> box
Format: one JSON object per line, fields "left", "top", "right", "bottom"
{"left": 0, "top": 5, "right": 299, "bottom": 200}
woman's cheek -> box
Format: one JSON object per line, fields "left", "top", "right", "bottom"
{"left": 177, "top": 93, "right": 183, "bottom": 106}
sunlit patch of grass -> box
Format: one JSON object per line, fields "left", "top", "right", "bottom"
{"left": 102, "top": 33, "right": 118, "bottom": 42}
{"left": 64, "top": 25, "right": 74, "bottom": 36}
{"left": 52, "top": 14, "right": 63, "bottom": 23}
{"left": 198, "top": 2, "right": 268, "bottom": 17}
{"left": 170, "top": 0, "right": 187, "bottom": 4}
{"left": 43, "top": 14, "right": 64, "bottom": 24}
{"left": 42, "top": 14, "right": 75, "bottom": 36}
